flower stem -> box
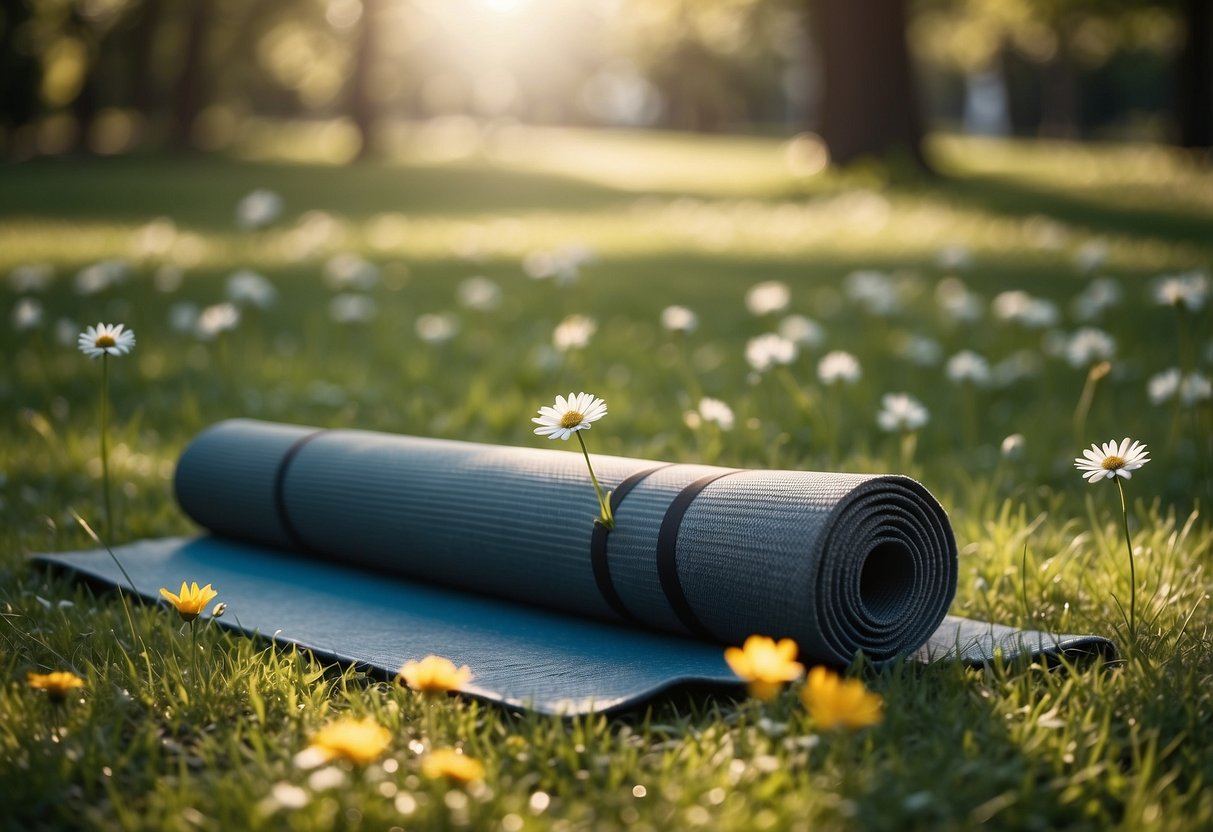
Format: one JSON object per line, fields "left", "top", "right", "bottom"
{"left": 100, "top": 354, "right": 112, "bottom": 542}
{"left": 190, "top": 619, "right": 199, "bottom": 699}
{"left": 1114, "top": 476, "right": 1137, "bottom": 646}
{"left": 576, "top": 431, "right": 614, "bottom": 529}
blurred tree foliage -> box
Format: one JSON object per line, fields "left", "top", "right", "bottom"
{"left": 0, "top": 0, "right": 1205, "bottom": 161}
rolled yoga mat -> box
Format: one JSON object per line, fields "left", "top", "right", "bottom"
{"left": 37, "top": 419, "right": 1116, "bottom": 714}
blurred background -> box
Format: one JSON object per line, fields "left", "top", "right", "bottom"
{"left": 0, "top": 0, "right": 1209, "bottom": 165}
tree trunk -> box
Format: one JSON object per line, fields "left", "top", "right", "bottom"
{"left": 347, "top": 0, "right": 382, "bottom": 161}
{"left": 0, "top": 0, "right": 41, "bottom": 135}
{"left": 171, "top": 0, "right": 213, "bottom": 150}
{"left": 131, "top": 0, "right": 166, "bottom": 117}
{"left": 1177, "top": 0, "right": 1213, "bottom": 148}
{"left": 810, "top": 0, "right": 928, "bottom": 169}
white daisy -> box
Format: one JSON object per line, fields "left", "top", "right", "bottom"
{"left": 877, "top": 393, "right": 928, "bottom": 432}
{"left": 661, "top": 305, "right": 698, "bottom": 334}
{"left": 817, "top": 350, "right": 861, "bottom": 385}
{"left": 744, "top": 281, "right": 791, "bottom": 316}
{"left": 777, "top": 314, "right": 824, "bottom": 347}
{"left": 458, "top": 276, "right": 502, "bottom": 312}
{"left": 1074, "top": 438, "right": 1149, "bottom": 483}
{"left": 697, "top": 397, "right": 735, "bottom": 430}
{"left": 532, "top": 392, "right": 608, "bottom": 441}
{"left": 745, "top": 333, "right": 797, "bottom": 373}
{"left": 552, "top": 315, "right": 597, "bottom": 352}
{"left": 77, "top": 322, "right": 136, "bottom": 359}
{"left": 195, "top": 303, "right": 241, "bottom": 340}
{"left": 12, "top": 298, "right": 44, "bottom": 331}
{"left": 236, "top": 189, "right": 283, "bottom": 231}
{"left": 1181, "top": 372, "right": 1212, "bottom": 405}
{"left": 1065, "top": 327, "right": 1116, "bottom": 368}
{"left": 1152, "top": 271, "right": 1207, "bottom": 311}
{"left": 415, "top": 312, "right": 458, "bottom": 343}
{"left": 1147, "top": 368, "right": 1181, "bottom": 405}
{"left": 1000, "top": 433, "right": 1026, "bottom": 460}
{"left": 945, "top": 350, "right": 991, "bottom": 386}
{"left": 226, "top": 270, "right": 278, "bottom": 309}
{"left": 329, "top": 294, "right": 378, "bottom": 325}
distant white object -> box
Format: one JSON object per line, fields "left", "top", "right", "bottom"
{"left": 963, "top": 68, "right": 1010, "bottom": 137}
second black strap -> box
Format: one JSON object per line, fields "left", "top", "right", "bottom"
{"left": 655, "top": 471, "right": 736, "bottom": 641}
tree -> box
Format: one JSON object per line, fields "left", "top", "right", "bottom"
{"left": 809, "top": 0, "right": 930, "bottom": 169}
{"left": 171, "top": 0, "right": 214, "bottom": 149}
{"left": 346, "top": 0, "right": 383, "bottom": 160}
{"left": 1177, "top": 0, "right": 1211, "bottom": 148}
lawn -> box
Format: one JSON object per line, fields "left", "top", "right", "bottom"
{"left": 1, "top": 126, "right": 1212, "bottom": 830}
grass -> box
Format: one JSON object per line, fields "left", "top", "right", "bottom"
{"left": 2, "top": 125, "right": 1213, "bottom": 830}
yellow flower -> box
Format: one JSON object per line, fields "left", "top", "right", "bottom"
{"left": 398, "top": 655, "right": 472, "bottom": 695}
{"left": 158, "top": 581, "right": 219, "bottom": 622}
{"left": 422, "top": 748, "right": 485, "bottom": 784}
{"left": 27, "top": 671, "right": 85, "bottom": 703}
{"left": 724, "top": 635, "right": 805, "bottom": 702}
{"left": 308, "top": 718, "right": 391, "bottom": 765}
{"left": 801, "top": 666, "right": 884, "bottom": 730}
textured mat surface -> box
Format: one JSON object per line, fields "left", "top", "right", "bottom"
{"left": 35, "top": 419, "right": 1116, "bottom": 714}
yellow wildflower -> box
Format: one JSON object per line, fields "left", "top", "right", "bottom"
{"left": 422, "top": 748, "right": 485, "bottom": 784}
{"left": 308, "top": 718, "right": 391, "bottom": 765}
{"left": 158, "top": 581, "right": 218, "bottom": 622}
{"left": 27, "top": 671, "right": 85, "bottom": 703}
{"left": 801, "top": 666, "right": 884, "bottom": 730}
{"left": 724, "top": 635, "right": 805, "bottom": 702}
{"left": 398, "top": 655, "right": 472, "bottom": 695}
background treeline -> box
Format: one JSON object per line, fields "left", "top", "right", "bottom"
{"left": 0, "top": 0, "right": 1209, "bottom": 162}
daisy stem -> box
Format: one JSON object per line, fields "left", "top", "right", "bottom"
{"left": 190, "top": 619, "right": 200, "bottom": 698}
{"left": 576, "top": 431, "right": 614, "bottom": 530}
{"left": 1114, "top": 477, "right": 1137, "bottom": 646}
{"left": 100, "top": 354, "right": 112, "bottom": 542}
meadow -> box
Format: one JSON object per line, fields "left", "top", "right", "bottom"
{"left": 1, "top": 126, "right": 1212, "bottom": 830}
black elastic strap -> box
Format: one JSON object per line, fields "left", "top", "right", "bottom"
{"left": 590, "top": 464, "right": 673, "bottom": 624}
{"left": 273, "top": 430, "right": 327, "bottom": 551}
{"left": 655, "top": 471, "right": 736, "bottom": 640}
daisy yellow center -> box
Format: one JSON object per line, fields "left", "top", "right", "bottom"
{"left": 1101, "top": 455, "right": 1126, "bottom": 471}
{"left": 560, "top": 411, "right": 584, "bottom": 429}
{"left": 95, "top": 334, "right": 116, "bottom": 347}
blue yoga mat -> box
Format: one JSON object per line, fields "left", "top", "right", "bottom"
{"left": 36, "top": 419, "right": 1115, "bottom": 714}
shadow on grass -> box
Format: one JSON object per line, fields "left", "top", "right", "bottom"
{"left": 927, "top": 171, "right": 1213, "bottom": 250}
